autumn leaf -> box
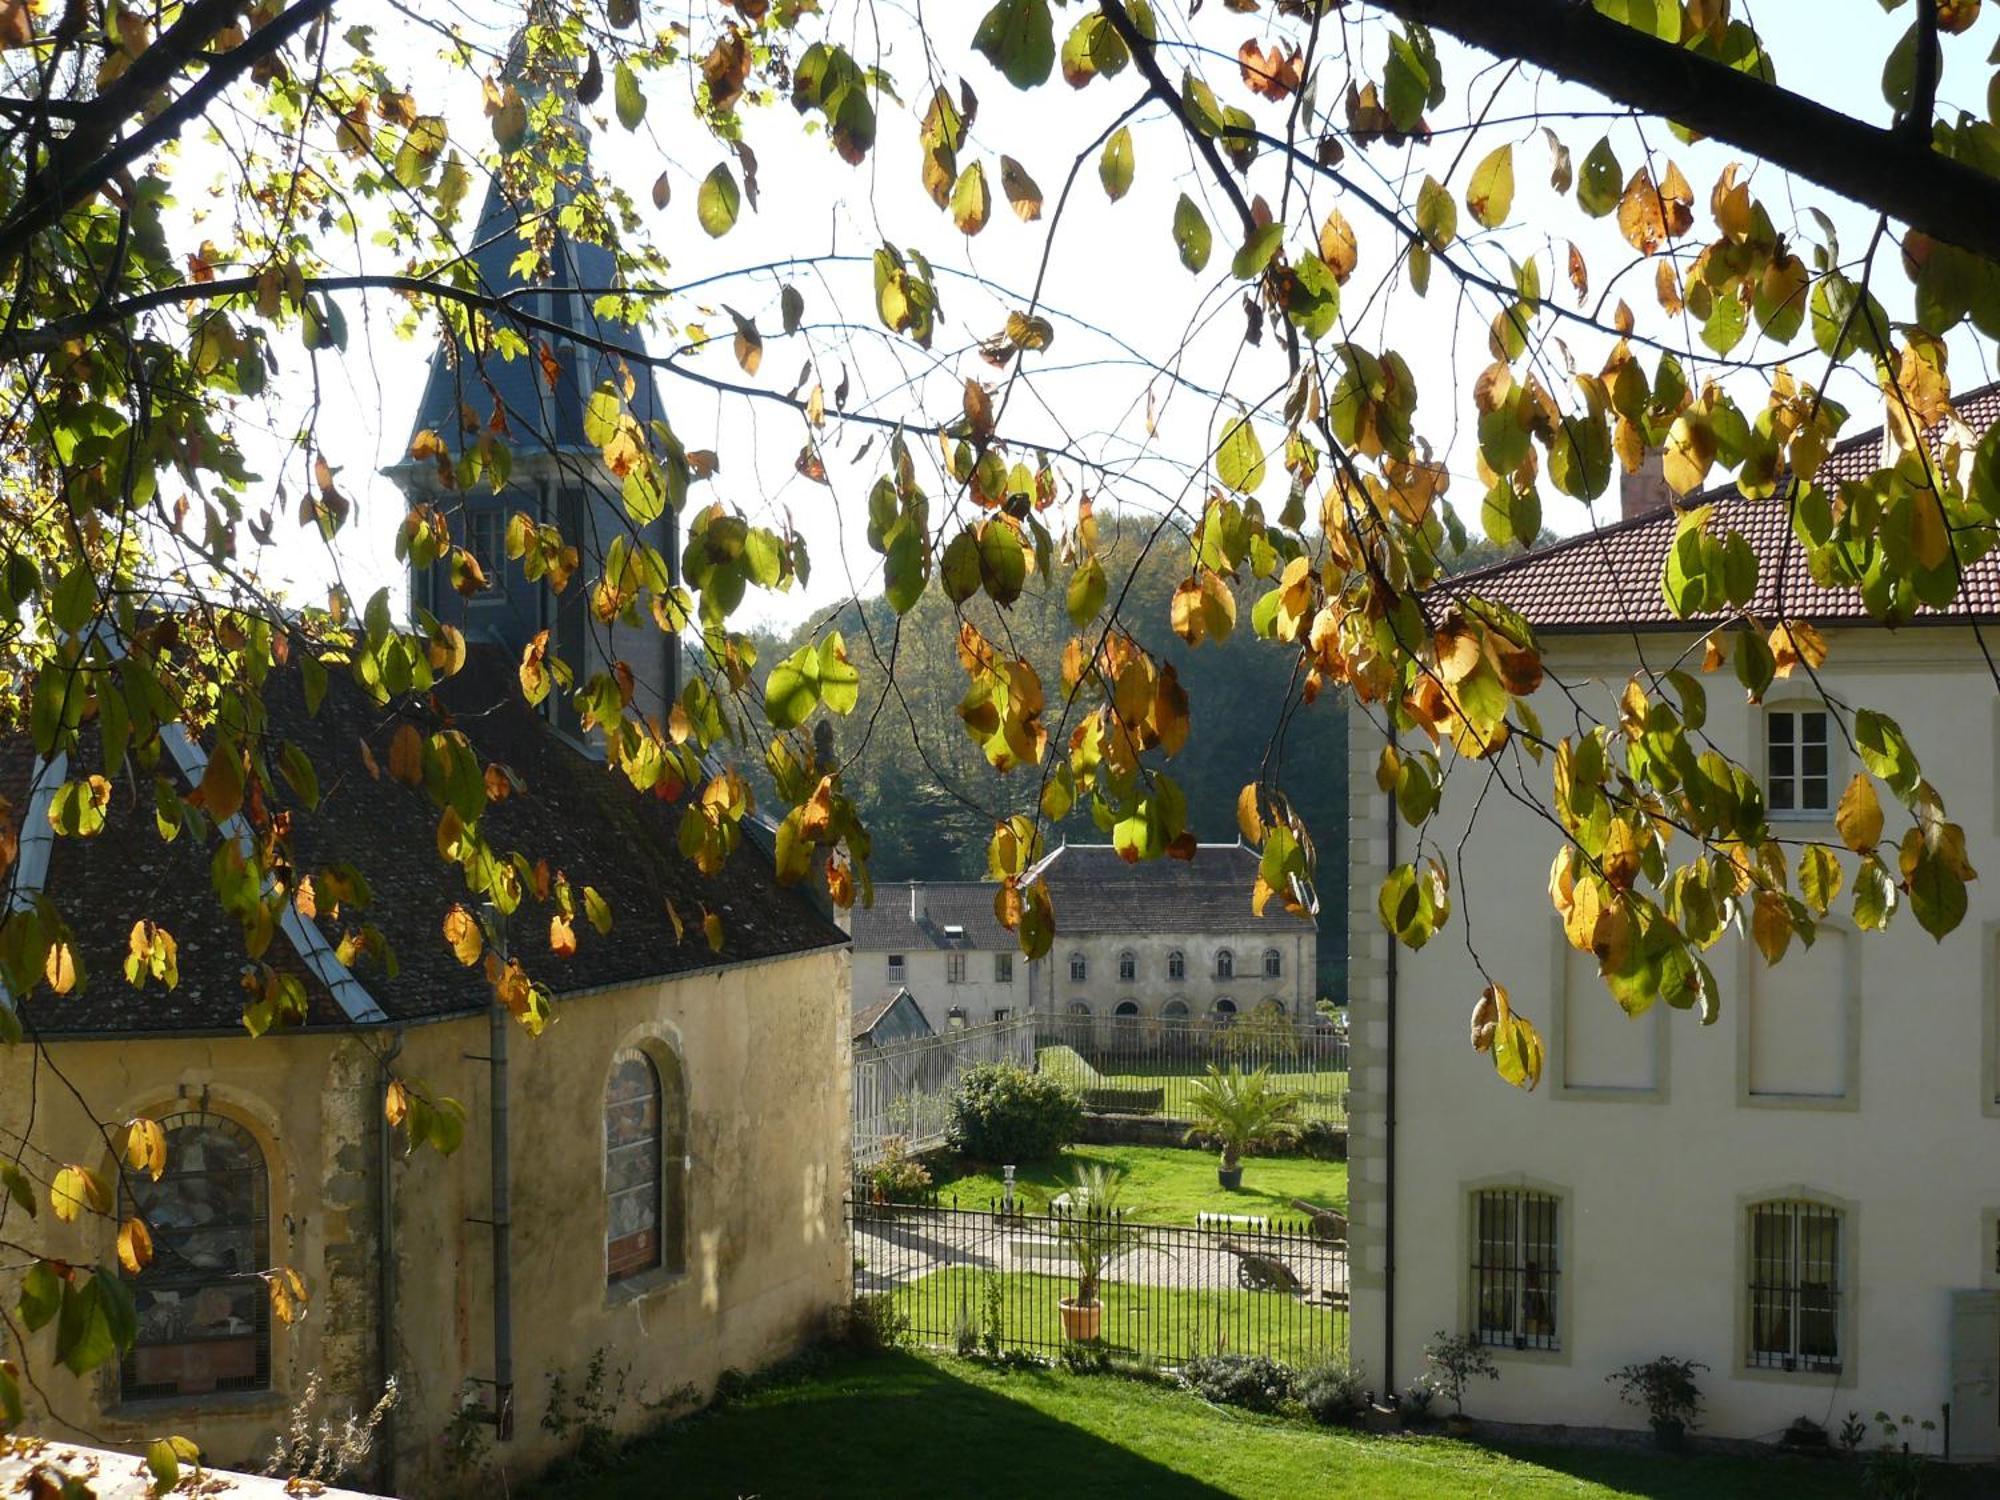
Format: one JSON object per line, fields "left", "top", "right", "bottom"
{"left": 122, "top": 1118, "right": 167, "bottom": 1181}
{"left": 268, "top": 1267, "right": 309, "bottom": 1325}
{"left": 1465, "top": 144, "right": 1514, "bottom": 228}
{"left": 50, "top": 1165, "right": 107, "bottom": 1222}
{"left": 117, "top": 1217, "right": 153, "bottom": 1274}
{"left": 999, "top": 155, "right": 1043, "bottom": 221}
{"left": 442, "top": 905, "right": 483, "bottom": 966}
{"left": 1836, "top": 773, "right": 1884, "bottom": 852}
{"left": 388, "top": 722, "right": 423, "bottom": 785}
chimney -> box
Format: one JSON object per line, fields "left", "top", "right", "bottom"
{"left": 1620, "top": 447, "right": 1673, "bottom": 523}
{"left": 909, "top": 884, "right": 919, "bottom": 923}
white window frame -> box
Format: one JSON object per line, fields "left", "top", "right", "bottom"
{"left": 946, "top": 952, "right": 966, "bottom": 984}
{"left": 886, "top": 954, "right": 905, "bottom": 984}
{"left": 1764, "top": 702, "right": 1833, "bottom": 819}
{"left": 1744, "top": 1196, "right": 1846, "bottom": 1376}
{"left": 1069, "top": 952, "right": 1087, "bottom": 983}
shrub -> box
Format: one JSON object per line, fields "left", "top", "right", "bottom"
{"left": 1607, "top": 1355, "right": 1707, "bottom": 1443}
{"left": 1782, "top": 1415, "right": 1830, "bottom": 1449}
{"left": 1297, "top": 1363, "right": 1369, "bottom": 1427}
{"left": 1421, "top": 1331, "right": 1498, "bottom": 1416}
{"left": 1864, "top": 1411, "right": 1937, "bottom": 1500}
{"left": 870, "top": 1137, "right": 933, "bottom": 1204}
{"left": 948, "top": 1063, "right": 1082, "bottom": 1162}
{"left": 832, "top": 1293, "right": 908, "bottom": 1355}
{"left": 1397, "top": 1377, "right": 1438, "bottom": 1424}
{"left": 1182, "top": 1354, "right": 1294, "bottom": 1413}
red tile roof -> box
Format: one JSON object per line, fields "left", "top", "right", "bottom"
{"left": 1445, "top": 382, "right": 2000, "bottom": 631}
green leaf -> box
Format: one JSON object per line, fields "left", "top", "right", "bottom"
{"left": 973, "top": 0, "right": 1055, "bottom": 89}
{"left": 17, "top": 1261, "right": 59, "bottom": 1332}
{"left": 614, "top": 61, "right": 646, "bottom": 129}
{"left": 977, "top": 520, "right": 1028, "bottom": 604}
{"left": 1067, "top": 557, "right": 1106, "bottom": 625}
{"left": 764, "top": 644, "right": 821, "bottom": 729}
{"left": 950, "top": 161, "right": 991, "bottom": 235}
{"left": 940, "top": 530, "right": 981, "bottom": 603}
{"left": 1230, "top": 222, "right": 1284, "bottom": 280}
{"left": 1215, "top": 413, "right": 1266, "bottom": 494}
{"left": 1099, "top": 126, "right": 1134, "bottom": 202}
{"left": 1578, "top": 137, "right": 1622, "bottom": 217}
{"left": 1907, "top": 840, "right": 1967, "bottom": 940}
{"left": 1799, "top": 843, "right": 1844, "bottom": 916}
{"left": 1466, "top": 144, "right": 1514, "bottom": 228}
{"left": 1854, "top": 708, "right": 1921, "bottom": 798}
{"left": 697, "top": 163, "right": 741, "bottom": 238}
{"left": 818, "top": 633, "right": 860, "bottom": 714}
{"left": 1415, "top": 175, "right": 1456, "bottom": 250}
{"left": 1172, "top": 194, "right": 1212, "bottom": 274}
{"left": 1852, "top": 854, "right": 1898, "bottom": 931}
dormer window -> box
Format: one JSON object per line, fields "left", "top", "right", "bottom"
{"left": 1767, "top": 707, "right": 1830, "bottom": 815}
{"left": 464, "top": 508, "right": 508, "bottom": 599}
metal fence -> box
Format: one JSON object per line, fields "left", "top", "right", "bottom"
{"left": 853, "top": 1015, "right": 1037, "bottom": 1166}
{"left": 850, "top": 1192, "right": 1348, "bottom": 1369}
{"left": 1035, "top": 1013, "right": 1349, "bottom": 1126}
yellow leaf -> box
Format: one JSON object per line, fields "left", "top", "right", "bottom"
{"left": 384, "top": 1079, "right": 411, "bottom": 1127}
{"left": 702, "top": 908, "right": 724, "bottom": 953}
{"left": 1235, "top": 783, "right": 1264, "bottom": 843}
{"left": 1769, "top": 620, "right": 1828, "bottom": 679}
{"left": 999, "top": 155, "right": 1042, "bottom": 221}
{"left": 388, "top": 723, "right": 423, "bottom": 785}
{"left": 1318, "top": 207, "right": 1357, "bottom": 283}
{"left": 549, "top": 912, "right": 577, "bottom": 958}
{"left": 268, "top": 1267, "right": 309, "bottom": 1325}
{"left": 122, "top": 1118, "right": 167, "bottom": 1181}
{"left": 1473, "top": 984, "right": 1543, "bottom": 1090}
{"left": 441, "top": 904, "right": 482, "bottom": 965}
{"left": 1751, "top": 889, "right": 1792, "bottom": 965}
{"left": 44, "top": 939, "right": 76, "bottom": 995}
{"left": 1836, "top": 773, "right": 1883, "bottom": 852}
{"left": 117, "top": 1216, "right": 153, "bottom": 1274}
{"left": 50, "top": 1164, "right": 106, "bottom": 1222}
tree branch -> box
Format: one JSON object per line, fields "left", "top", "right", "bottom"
{"left": 1372, "top": 0, "right": 2000, "bottom": 261}
{"left": 0, "top": 0, "right": 333, "bottom": 272}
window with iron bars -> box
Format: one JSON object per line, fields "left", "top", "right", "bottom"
{"left": 1748, "top": 1200, "right": 1842, "bottom": 1373}
{"left": 1471, "top": 1188, "right": 1560, "bottom": 1351}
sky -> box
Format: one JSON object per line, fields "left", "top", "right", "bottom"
{"left": 230, "top": 0, "right": 2000, "bottom": 637}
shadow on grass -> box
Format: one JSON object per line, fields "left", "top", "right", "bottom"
{"left": 527, "top": 1351, "right": 1231, "bottom": 1500}
{"left": 1490, "top": 1438, "right": 1993, "bottom": 1500}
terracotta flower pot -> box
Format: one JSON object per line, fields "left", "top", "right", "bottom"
{"left": 1059, "top": 1298, "right": 1102, "bottom": 1341}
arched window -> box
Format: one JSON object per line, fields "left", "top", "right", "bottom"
{"left": 1215, "top": 948, "right": 1235, "bottom": 980}
{"left": 1263, "top": 948, "right": 1282, "bottom": 979}
{"left": 1213, "top": 997, "right": 1238, "bottom": 1020}
{"left": 1114, "top": 1001, "right": 1140, "bottom": 1019}
{"left": 1167, "top": 950, "right": 1186, "bottom": 981}
{"left": 1118, "top": 950, "right": 1137, "bottom": 983}
{"left": 1162, "top": 999, "right": 1190, "bottom": 1020}
{"left": 1069, "top": 952, "right": 1088, "bottom": 982}
{"left": 1258, "top": 999, "right": 1286, "bottom": 1017}
{"left": 1068, "top": 1000, "right": 1092, "bottom": 1018}
{"left": 606, "top": 1047, "right": 688, "bottom": 1283}
{"left": 122, "top": 1112, "right": 271, "bottom": 1399}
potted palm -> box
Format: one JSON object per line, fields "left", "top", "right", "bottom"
{"left": 1184, "top": 1063, "right": 1301, "bottom": 1189}
{"left": 1054, "top": 1163, "right": 1139, "bottom": 1342}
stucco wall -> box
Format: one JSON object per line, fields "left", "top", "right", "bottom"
{"left": 0, "top": 943, "right": 850, "bottom": 1493}
{"left": 860, "top": 947, "right": 1024, "bottom": 1032}
{"left": 1347, "top": 626, "right": 2000, "bottom": 1447}
{"left": 1035, "top": 929, "right": 1316, "bottom": 1021}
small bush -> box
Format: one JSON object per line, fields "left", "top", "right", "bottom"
{"left": 1398, "top": 1377, "right": 1438, "bottom": 1424}
{"left": 1421, "top": 1331, "right": 1498, "bottom": 1416}
{"left": 1182, "top": 1354, "right": 1295, "bottom": 1413}
{"left": 870, "top": 1137, "right": 934, "bottom": 1204}
{"left": 1297, "top": 1363, "right": 1369, "bottom": 1427}
{"left": 1783, "top": 1415, "right": 1830, "bottom": 1449}
{"left": 1607, "top": 1354, "right": 1707, "bottom": 1443}
{"left": 948, "top": 1063, "right": 1082, "bottom": 1162}
{"left": 831, "top": 1293, "right": 908, "bottom": 1355}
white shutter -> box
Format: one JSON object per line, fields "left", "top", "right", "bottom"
{"left": 1949, "top": 1290, "right": 2000, "bottom": 1459}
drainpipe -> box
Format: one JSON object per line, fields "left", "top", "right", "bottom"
{"left": 488, "top": 975, "right": 515, "bottom": 1440}
{"left": 376, "top": 1030, "right": 404, "bottom": 1492}
{"left": 1383, "top": 723, "right": 1399, "bottom": 1399}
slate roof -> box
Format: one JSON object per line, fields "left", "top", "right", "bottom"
{"left": 853, "top": 989, "right": 933, "bottom": 1047}
{"left": 10, "top": 646, "right": 845, "bottom": 1038}
{"left": 403, "top": 171, "right": 664, "bottom": 459}
{"left": 1032, "top": 842, "right": 1314, "bottom": 936}
{"left": 1446, "top": 382, "right": 2000, "bottom": 631}
{"left": 849, "top": 882, "right": 1013, "bottom": 952}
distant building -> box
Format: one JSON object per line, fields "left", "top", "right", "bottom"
{"left": 849, "top": 842, "right": 1318, "bottom": 1033}
{"left": 853, "top": 989, "right": 934, "bottom": 1050}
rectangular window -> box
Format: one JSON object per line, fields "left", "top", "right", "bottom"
{"left": 994, "top": 953, "right": 1013, "bottom": 984}
{"left": 946, "top": 952, "right": 966, "bottom": 984}
{"left": 1768, "top": 709, "right": 1830, "bottom": 814}
{"left": 886, "top": 954, "right": 905, "bottom": 983}
{"left": 1119, "top": 954, "right": 1136, "bottom": 982}
{"left": 1069, "top": 955, "right": 1087, "bottom": 982}
{"left": 464, "top": 509, "right": 508, "bottom": 597}
{"left": 1471, "top": 1188, "right": 1560, "bottom": 1351}
{"left": 1749, "top": 1201, "right": 1842, "bottom": 1372}
{"left": 992, "top": 1008, "right": 1011, "bottom": 1023}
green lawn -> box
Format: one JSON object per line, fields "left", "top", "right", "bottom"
{"left": 526, "top": 1348, "right": 1977, "bottom": 1500}
{"left": 934, "top": 1143, "right": 1346, "bottom": 1225}
{"left": 891, "top": 1267, "right": 1344, "bottom": 1369}
{"left": 1037, "top": 1046, "right": 1348, "bottom": 1122}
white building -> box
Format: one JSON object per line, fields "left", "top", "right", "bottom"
{"left": 1346, "top": 388, "right": 2000, "bottom": 1455}
{"left": 848, "top": 842, "right": 1318, "bottom": 1033}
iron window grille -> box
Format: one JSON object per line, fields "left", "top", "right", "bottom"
{"left": 606, "top": 1050, "right": 664, "bottom": 1283}
{"left": 1471, "top": 1188, "right": 1560, "bottom": 1351}
{"left": 946, "top": 953, "right": 966, "bottom": 984}
{"left": 1767, "top": 709, "right": 1830, "bottom": 814}
{"left": 1748, "top": 1200, "right": 1842, "bottom": 1373}
{"left": 121, "top": 1113, "right": 271, "bottom": 1400}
